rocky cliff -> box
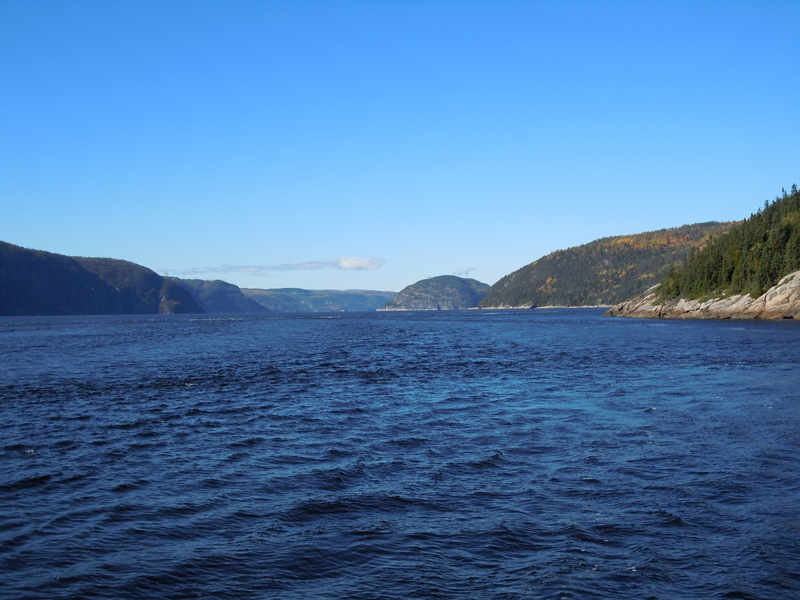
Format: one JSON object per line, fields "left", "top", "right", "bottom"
{"left": 0, "top": 241, "right": 203, "bottom": 315}
{"left": 378, "top": 276, "right": 490, "bottom": 311}
{"left": 604, "top": 270, "right": 800, "bottom": 320}
{"left": 174, "top": 278, "right": 269, "bottom": 314}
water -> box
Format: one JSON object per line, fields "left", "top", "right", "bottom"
{"left": 1, "top": 310, "right": 799, "bottom": 599}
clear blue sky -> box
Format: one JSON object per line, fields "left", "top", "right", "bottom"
{"left": 2, "top": 1, "right": 798, "bottom": 291}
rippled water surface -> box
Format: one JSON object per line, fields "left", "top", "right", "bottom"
{"left": 1, "top": 310, "right": 799, "bottom": 599}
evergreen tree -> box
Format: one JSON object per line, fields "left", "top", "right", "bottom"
{"left": 659, "top": 186, "right": 800, "bottom": 300}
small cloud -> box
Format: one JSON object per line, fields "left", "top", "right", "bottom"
{"left": 165, "top": 257, "right": 386, "bottom": 277}
{"left": 457, "top": 268, "right": 476, "bottom": 277}
{"left": 335, "top": 257, "right": 386, "bottom": 270}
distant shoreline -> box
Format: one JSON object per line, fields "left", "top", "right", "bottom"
{"left": 536, "top": 305, "right": 613, "bottom": 309}
{"left": 475, "top": 305, "right": 612, "bottom": 310}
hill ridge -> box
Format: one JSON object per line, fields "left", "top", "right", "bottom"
{"left": 0, "top": 241, "right": 203, "bottom": 315}
{"left": 379, "top": 275, "right": 489, "bottom": 311}
{"left": 479, "top": 222, "right": 737, "bottom": 308}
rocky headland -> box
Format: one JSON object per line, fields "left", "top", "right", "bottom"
{"left": 604, "top": 270, "right": 800, "bottom": 320}
{"left": 173, "top": 278, "right": 269, "bottom": 314}
{"left": 378, "top": 275, "right": 490, "bottom": 311}
{"left": 0, "top": 241, "right": 203, "bottom": 316}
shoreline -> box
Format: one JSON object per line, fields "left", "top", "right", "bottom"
{"left": 604, "top": 270, "right": 800, "bottom": 320}
{"left": 476, "top": 304, "right": 612, "bottom": 310}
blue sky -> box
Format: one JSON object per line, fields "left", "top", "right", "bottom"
{"left": 2, "top": 1, "right": 798, "bottom": 291}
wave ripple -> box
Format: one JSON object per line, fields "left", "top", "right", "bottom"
{"left": 1, "top": 311, "right": 799, "bottom": 599}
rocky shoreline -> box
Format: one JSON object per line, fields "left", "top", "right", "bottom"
{"left": 604, "top": 270, "right": 800, "bottom": 320}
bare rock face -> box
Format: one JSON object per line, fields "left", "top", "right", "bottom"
{"left": 604, "top": 270, "right": 800, "bottom": 320}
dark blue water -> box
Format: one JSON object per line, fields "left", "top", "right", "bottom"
{"left": 1, "top": 310, "right": 799, "bottom": 599}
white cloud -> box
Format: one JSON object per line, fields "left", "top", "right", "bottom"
{"left": 335, "top": 257, "right": 386, "bottom": 270}
{"left": 165, "top": 257, "right": 386, "bottom": 277}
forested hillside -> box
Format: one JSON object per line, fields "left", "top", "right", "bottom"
{"left": 76, "top": 257, "right": 201, "bottom": 314}
{"left": 479, "top": 222, "right": 737, "bottom": 308}
{"left": 0, "top": 242, "right": 202, "bottom": 315}
{"left": 659, "top": 186, "right": 800, "bottom": 300}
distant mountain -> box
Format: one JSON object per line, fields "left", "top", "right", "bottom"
{"left": 0, "top": 242, "right": 203, "bottom": 315}
{"left": 479, "top": 222, "right": 738, "bottom": 308}
{"left": 378, "top": 275, "right": 490, "bottom": 311}
{"left": 242, "top": 288, "right": 396, "bottom": 312}
{"left": 173, "top": 279, "right": 269, "bottom": 314}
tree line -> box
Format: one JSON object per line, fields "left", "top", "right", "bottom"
{"left": 479, "top": 222, "right": 735, "bottom": 307}
{"left": 659, "top": 185, "right": 800, "bottom": 300}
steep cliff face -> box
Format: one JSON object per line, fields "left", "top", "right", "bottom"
{"left": 173, "top": 279, "right": 269, "bottom": 314}
{"left": 0, "top": 241, "right": 203, "bottom": 315}
{"left": 156, "top": 278, "right": 206, "bottom": 314}
{"left": 0, "top": 242, "right": 114, "bottom": 315}
{"left": 75, "top": 257, "right": 201, "bottom": 314}
{"left": 604, "top": 270, "right": 800, "bottom": 320}
{"left": 378, "top": 276, "right": 490, "bottom": 311}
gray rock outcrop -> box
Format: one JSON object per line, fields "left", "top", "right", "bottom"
{"left": 604, "top": 270, "right": 800, "bottom": 320}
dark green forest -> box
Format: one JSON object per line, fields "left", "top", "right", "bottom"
{"left": 479, "top": 222, "right": 736, "bottom": 308}
{"left": 659, "top": 186, "right": 800, "bottom": 300}
{"left": 174, "top": 279, "right": 269, "bottom": 314}
{"left": 0, "top": 242, "right": 203, "bottom": 315}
